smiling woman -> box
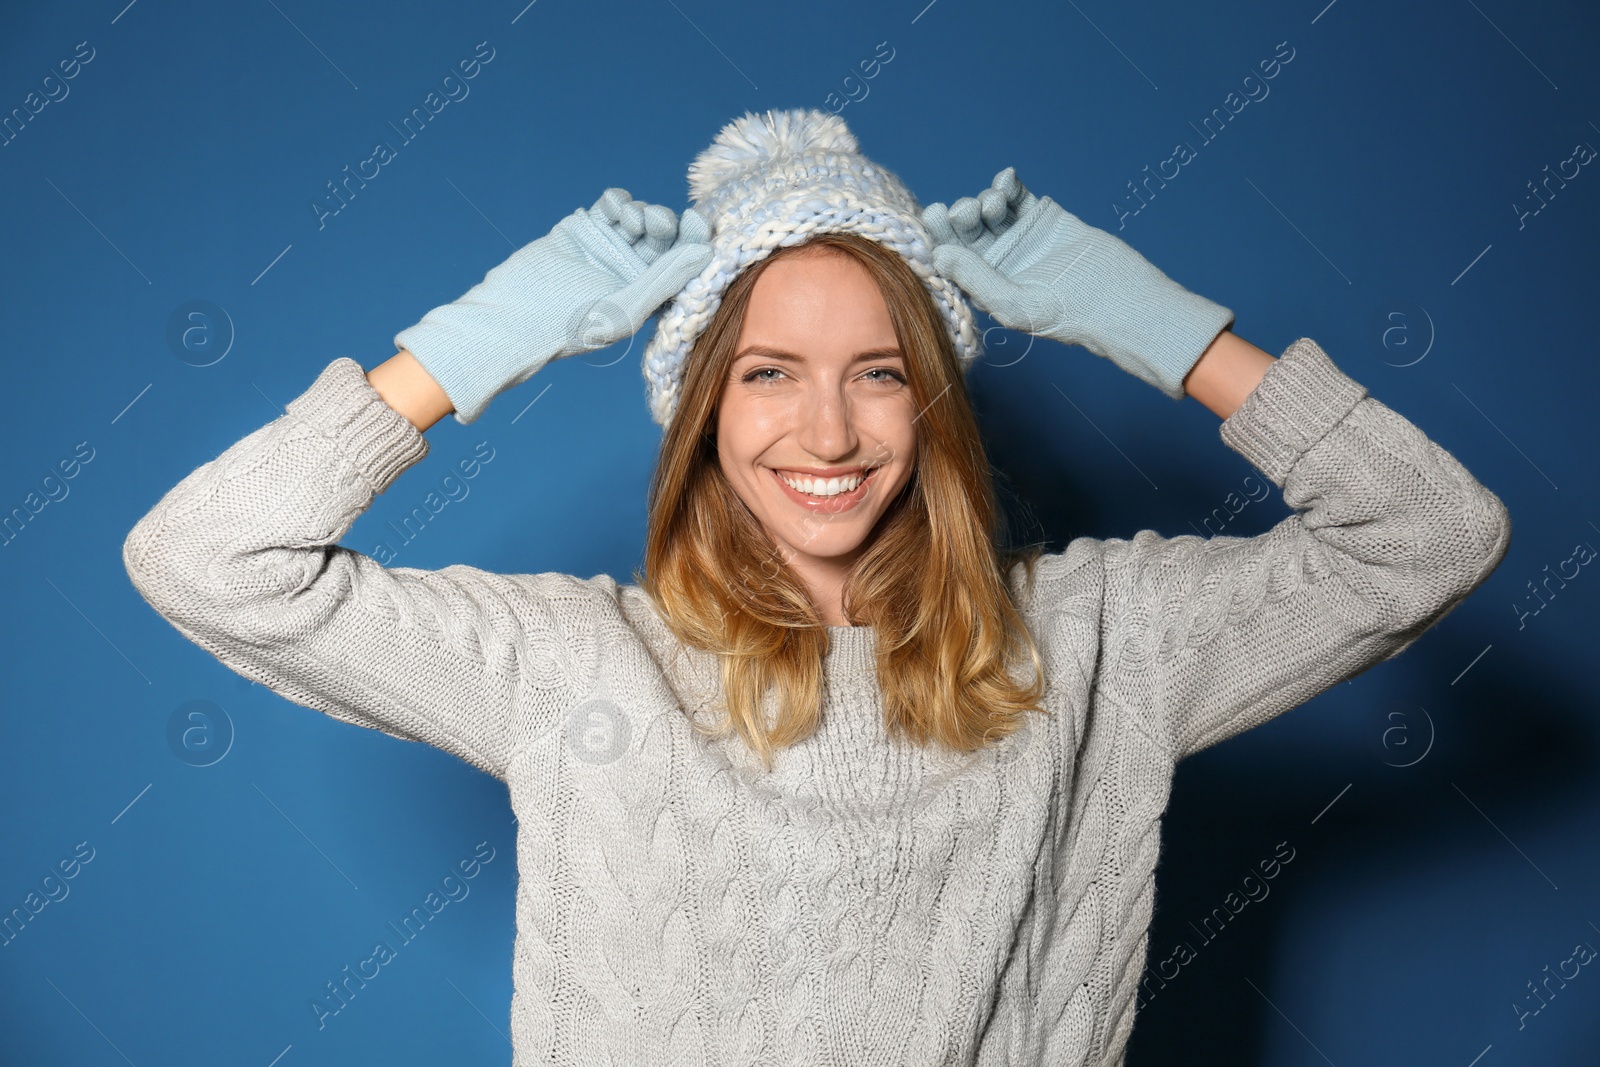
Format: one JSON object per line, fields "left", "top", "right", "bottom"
{"left": 122, "top": 106, "right": 1512, "bottom": 1067}
{"left": 637, "top": 230, "right": 1048, "bottom": 768}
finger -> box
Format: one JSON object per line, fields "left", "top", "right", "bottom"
{"left": 595, "top": 187, "right": 633, "bottom": 222}
{"left": 948, "top": 196, "right": 984, "bottom": 242}
{"left": 992, "top": 166, "right": 1026, "bottom": 206}
{"left": 978, "top": 187, "right": 1009, "bottom": 231}
{"left": 923, "top": 202, "right": 958, "bottom": 246}
{"left": 642, "top": 203, "right": 678, "bottom": 242}
{"left": 932, "top": 243, "right": 1013, "bottom": 301}
{"left": 677, "top": 206, "right": 711, "bottom": 245}
{"left": 614, "top": 242, "right": 712, "bottom": 324}
{"left": 617, "top": 200, "right": 647, "bottom": 240}
{"left": 635, "top": 203, "right": 677, "bottom": 263}
{"left": 921, "top": 201, "right": 957, "bottom": 246}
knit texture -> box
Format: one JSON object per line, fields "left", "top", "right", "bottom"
{"left": 926, "top": 184, "right": 1236, "bottom": 400}
{"left": 641, "top": 108, "right": 984, "bottom": 429}
{"left": 122, "top": 338, "right": 1510, "bottom": 1065}
{"left": 395, "top": 191, "right": 713, "bottom": 427}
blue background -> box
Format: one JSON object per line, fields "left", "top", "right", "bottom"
{"left": 3, "top": 0, "right": 1597, "bottom": 1063}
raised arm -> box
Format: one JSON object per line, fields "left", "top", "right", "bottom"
{"left": 923, "top": 170, "right": 1509, "bottom": 760}
{"left": 1096, "top": 337, "right": 1509, "bottom": 759}
{"left": 120, "top": 355, "right": 615, "bottom": 779}
{"left": 122, "top": 189, "right": 713, "bottom": 779}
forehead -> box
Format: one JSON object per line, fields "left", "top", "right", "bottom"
{"left": 737, "top": 251, "right": 896, "bottom": 350}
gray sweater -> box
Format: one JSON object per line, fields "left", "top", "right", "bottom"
{"left": 122, "top": 337, "right": 1510, "bottom": 1065}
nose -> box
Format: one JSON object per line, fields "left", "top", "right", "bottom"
{"left": 794, "top": 376, "right": 860, "bottom": 462}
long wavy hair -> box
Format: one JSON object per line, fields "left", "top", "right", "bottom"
{"left": 634, "top": 231, "right": 1049, "bottom": 771}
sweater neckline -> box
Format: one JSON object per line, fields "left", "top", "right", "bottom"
{"left": 822, "top": 625, "right": 878, "bottom": 690}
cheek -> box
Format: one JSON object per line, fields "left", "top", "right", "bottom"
{"left": 863, "top": 407, "right": 917, "bottom": 470}
{"left": 716, "top": 394, "right": 790, "bottom": 456}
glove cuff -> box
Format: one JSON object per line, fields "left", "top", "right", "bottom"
{"left": 985, "top": 198, "right": 1234, "bottom": 397}
{"left": 1122, "top": 286, "right": 1237, "bottom": 400}
{"left": 394, "top": 300, "right": 557, "bottom": 426}
{"left": 1076, "top": 260, "right": 1235, "bottom": 399}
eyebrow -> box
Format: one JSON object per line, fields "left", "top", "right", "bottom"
{"left": 733, "top": 345, "right": 904, "bottom": 364}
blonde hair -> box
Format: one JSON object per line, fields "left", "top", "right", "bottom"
{"left": 634, "top": 232, "right": 1049, "bottom": 771}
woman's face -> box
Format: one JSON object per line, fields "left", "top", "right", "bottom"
{"left": 715, "top": 248, "right": 918, "bottom": 582}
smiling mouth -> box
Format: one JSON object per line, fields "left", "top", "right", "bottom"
{"left": 768, "top": 465, "right": 880, "bottom": 510}
{"left": 771, "top": 466, "right": 877, "bottom": 496}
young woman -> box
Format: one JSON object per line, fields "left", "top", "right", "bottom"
{"left": 123, "top": 109, "right": 1510, "bottom": 1065}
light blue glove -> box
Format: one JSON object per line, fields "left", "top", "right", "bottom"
{"left": 922, "top": 168, "right": 1234, "bottom": 400}
{"left": 395, "top": 188, "right": 713, "bottom": 424}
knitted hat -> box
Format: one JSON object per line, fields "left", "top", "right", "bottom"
{"left": 641, "top": 108, "right": 984, "bottom": 429}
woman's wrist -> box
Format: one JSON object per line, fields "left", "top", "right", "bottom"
{"left": 1182, "top": 329, "right": 1276, "bottom": 419}
{"left": 367, "top": 349, "right": 456, "bottom": 433}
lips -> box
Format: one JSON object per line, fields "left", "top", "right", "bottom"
{"left": 768, "top": 465, "right": 878, "bottom": 513}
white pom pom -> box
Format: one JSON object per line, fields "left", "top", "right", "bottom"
{"left": 688, "top": 108, "right": 859, "bottom": 203}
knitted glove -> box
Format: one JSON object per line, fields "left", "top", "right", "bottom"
{"left": 394, "top": 188, "right": 714, "bottom": 424}
{"left": 922, "top": 168, "right": 1234, "bottom": 399}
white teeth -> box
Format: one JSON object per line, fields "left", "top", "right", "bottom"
{"left": 777, "top": 469, "right": 868, "bottom": 497}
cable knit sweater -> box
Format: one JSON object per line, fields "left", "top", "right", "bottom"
{"left": 122, "top": 337, "right": 1509, "bottom": 1066}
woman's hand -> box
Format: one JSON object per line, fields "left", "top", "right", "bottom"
{"left": 922, "top": 168, "right": 1234, "bottom": 400}
{"left": 394, "top": 188, "right": 713, "bottom": 424}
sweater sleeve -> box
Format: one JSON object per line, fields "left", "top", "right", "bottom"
{"left": 1073, "top": 337, "right": 1511, "bottom": 762}
{"left": 121, "top": 356, "right": 604, "bottom": 781}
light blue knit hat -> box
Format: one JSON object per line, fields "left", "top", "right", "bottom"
{"left": 641, "top": 108, "right": 984, "bottom": 429}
